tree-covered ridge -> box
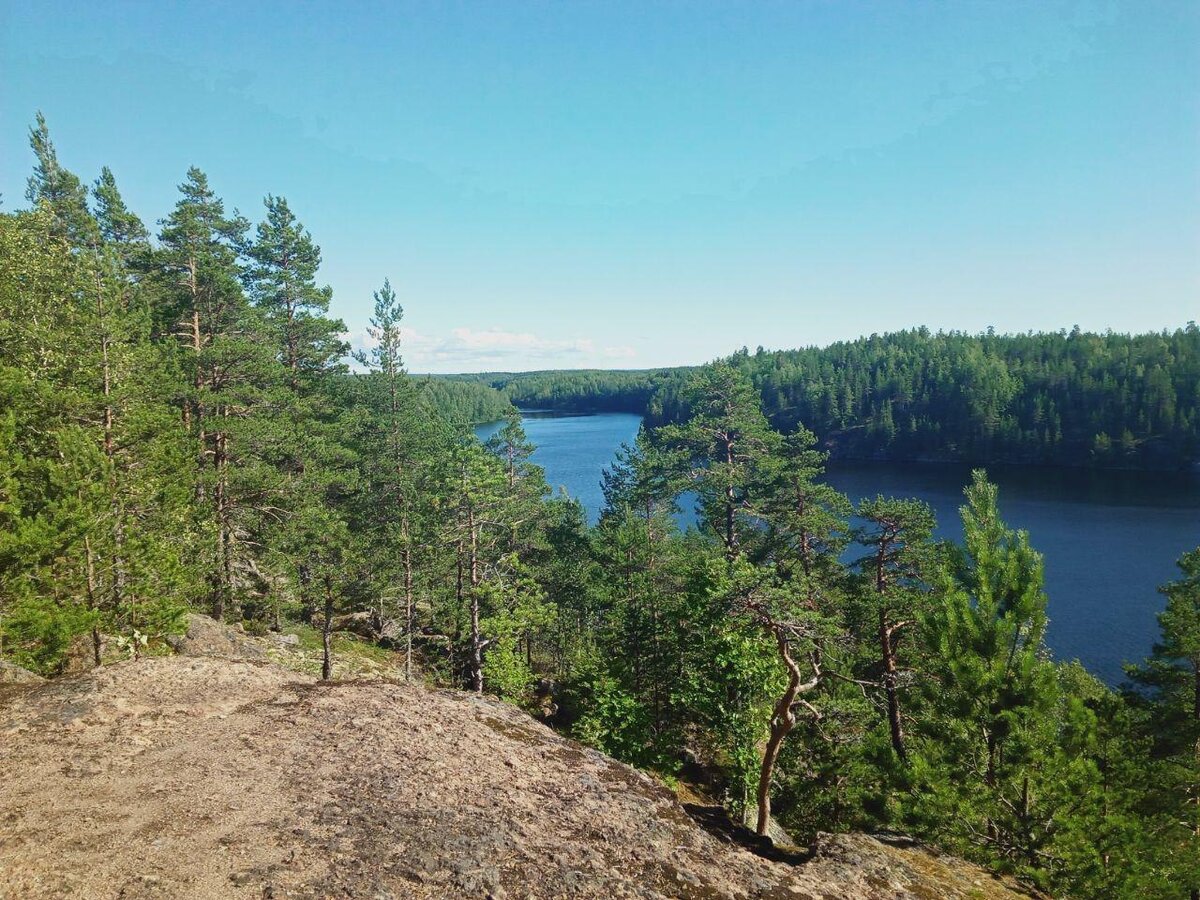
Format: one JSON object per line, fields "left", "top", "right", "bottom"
{"left": 647, "top": 327, "right": 1200, "bottom": 469}
{"left": 437, "top": 325, "right": 1200, "bottom": 470}
{"left": 415, "top": 376, "right": 515, "bottom": 425}
{"left": 3, "top": 115, "right": 1198, "bottom": 899}
{"left": 435, "top": 368, "right": 682, "bottom": 413}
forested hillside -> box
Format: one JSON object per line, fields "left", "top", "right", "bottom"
{"left": 4, "top": 117, "right": 1199, "bottom": 898}
{"left": 417, "top": 375, "right": 514, "bottom": 424}
{"left": 437, "top": 368, "right": 671, "bottom": 413}
{"left": 646, "top": 330, "right": 1200, "bottom": 469}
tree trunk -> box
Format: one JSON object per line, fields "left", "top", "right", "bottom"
{"left": 321, "top": 576, "right": 334, "bottom": 681}
{"left": 724, "top": 436, "right": 737, "bottom": 558}
{"left": 985, "top": 730, "right": 998, "bottom": 844}
{"left": 468, "top": 512, "right": 483, "bottom": 694}
{"left": 403, "top": 535, "right": 414, "bottom": 682}
{"left": 213, "top": 425, "right": 232, "bottom": 621}
{"left": 879, "top": 608, "right": 907, "bottom": 762}
{"left": 188, "top": 257, "right": 206, "bottom": 505}
{"left": 95, "top": 270, "right": 129, "bottom": 623}
{"left": 756, "top": 632, "right": 808, "bottom": 836}
{"left": 286, "top": 297, "right": 299, "bottom": 394}
{"left": 470, "top": 589, "right": 483, "bottom": 694}
{"left": 754, "top": 625, "right": 821, "bottom": 837}
{"left": 83, "top": 535, "right": 102, "bottom": 667}
{"left": 627, "top": 547, "right": 641, "bottom": 692}
{"left": 873, "top": 537, "right": 907, "bottom": 764}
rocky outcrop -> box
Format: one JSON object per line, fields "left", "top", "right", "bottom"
{"left": 0, "top": 659, "right": 43, "bottom": 684}
{"left": 0, "top": 656, "right": 1038, "bottom": 899}
{"left": 164, "top": 612, "right": 267, "bottom": 660}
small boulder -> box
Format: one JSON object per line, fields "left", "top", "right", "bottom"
{"left": 0, "top": 659, "right": 45, "bottom": 684}
{"left": 166, "top": 614, "right": 267, "bottom": 661}
{"left": 743, "top": 805, "right": 798, "bottom": 849}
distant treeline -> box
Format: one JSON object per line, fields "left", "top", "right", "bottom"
{"left": 649, "top": 328, "right": 1200, "bottom": 469}
{"left": 432, "top": 369, "right": 677, "bottom": 415}
{"left": 438, "top": 327, "right": 1200, "bottom": 469}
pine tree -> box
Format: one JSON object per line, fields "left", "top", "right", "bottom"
{"left": 0, "top": 206, "right": 95, "bottom": 669}
{"left": 443, "top": 439, "right": 511, "bottom": 693}
{"left": 572, "top": 427, "right": 691, "bottom": 759}
{"left": 82, "top": 167, "right": 194, "bottom": 654}
{"left": 484, "top": 409, "right": 535, "bottom": 492}
{"left": 6, "top": 129, "right": 191, "bottom": 670}
{"left": 759, "top": 427, "right": 851, "bottom": 592}
{"left": 247, "top": 196, "right": 344, "bottom": 395}
{"left": 657, "top": 363, "right": 778, "bottom": 559}
{"left": 353, "top": 279, "right": 433, "bottom": 678}
{"left": 918, "top": 471, "right": 1064, "bottom": 874}
{"left": 246, "top": 195, "right": 349, "bottom": 631}
{"left": 1128, "top": 547, "right": 1200, "bottom": 897}
{"left": 156, "top": 168, "right": 278, "bottom": 621}
{"left": 601, "top": 425, "right": 685, "bottom": 535}
{"left": 854, "top": 497, "right": 936, "bottom": 763}
{"left": 25, "top": 111, "right": 96, "bottom": 246}
{"left": 93, "top": 167, "right": 150, "bottom": 263}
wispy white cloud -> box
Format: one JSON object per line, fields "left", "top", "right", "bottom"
{"left": 345, "top": 326, "right": 635, "bottom": 372}
{"left": 602, "top": 345, "right": 637, "bottom": 359}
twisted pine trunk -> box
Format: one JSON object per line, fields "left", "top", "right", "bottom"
{"left": 756, "top": 630, "right": 819, "bottom": 837}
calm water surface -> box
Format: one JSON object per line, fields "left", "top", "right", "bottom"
{"left": 477, "top": 410, "right": 643, "bottom": 518}
{"left": 479, "top": 411, "right": 1200, "bottom": 684}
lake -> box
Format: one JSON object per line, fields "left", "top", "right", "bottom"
{"left": 478, "top": 410, "right": 1200, "bottom": 684}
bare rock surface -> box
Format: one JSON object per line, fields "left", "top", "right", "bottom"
{"left": 0, "top": 656, "right": 1037, "bottom": 899}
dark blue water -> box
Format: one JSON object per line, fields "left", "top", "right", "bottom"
{"left": 477, "top": 410, "right": 644, "bottom": 518}
{"left": 479, "top": 411, "right": 1200, "bottom": 684}
{"left": 826, "top": 462, "right": 1200, "bottom": 685}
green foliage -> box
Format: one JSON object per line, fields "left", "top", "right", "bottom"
{"left": 1123, "top": 548, "right": 1200, "bottom": 896}
{"left": 656, "top": 363, "right": 779, "bottom": 557}
{"left": 2, "top": 595, "right": 94, "bottom": 674}
{"left": 912, "top": 472, "right": 1066, "bottom": 882}
{"left": 421, "top": 378, "right": 514, "bottom": 425}
{"left": 478, "top": 555, "right": 554, "bottom": 702}
{"left": 678, "top": 607, "right": 780, "bottom": 813}
{"left": 1, "top": 168, "right": 193, "bottom": 671}
{"left": 573, "top": 674, "right": 658, "bottom": 764}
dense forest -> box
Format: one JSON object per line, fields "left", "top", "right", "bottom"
{"left": 647, "top": 330, "right": 1200, "bottom": 470}
{"left": 435, "top": 368, "right": 670, "bottom": 414}
{"left": 4, "top": 117, "right": 1200, "bottom": 898}
{"left": 417, "top": 375, "right": 515, "bottom": 425}
{"left": 434, "top": 329, "right": 1200, "bottom": 470}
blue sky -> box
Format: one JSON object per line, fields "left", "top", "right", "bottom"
{"left": 2, "top": 1, "right": 1197, "bottom": 372}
